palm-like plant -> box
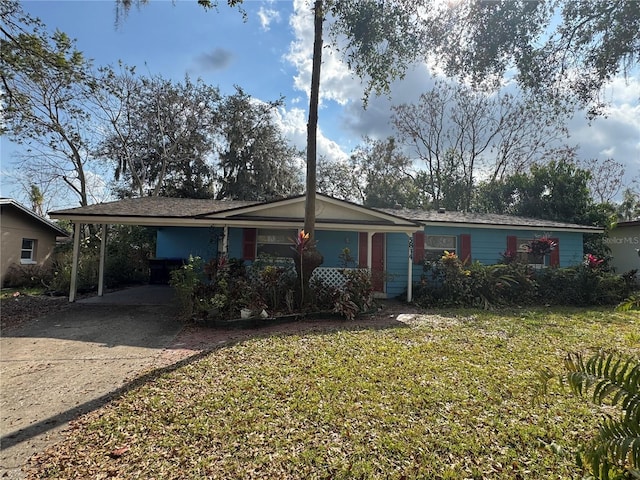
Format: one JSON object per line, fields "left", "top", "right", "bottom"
{"left": 564, "top": 352, "right": 640, "bottom": 479}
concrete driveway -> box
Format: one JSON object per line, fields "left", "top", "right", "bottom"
{"left": 0, "top": 286, "right": 183, "bottom": 479}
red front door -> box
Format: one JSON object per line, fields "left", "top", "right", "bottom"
{"left": 371, "top": 233, "right": 384, "bottom": 292}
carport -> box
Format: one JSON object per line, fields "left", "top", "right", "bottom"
{"left": 49, "top": 197, "right": 257, "bottom": 302}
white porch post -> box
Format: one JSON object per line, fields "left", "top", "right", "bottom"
{"left": 97, "top": 223, "right": 107, "bottom": 297}
{"left": 367, "top": 232, "right": 373, "bottom": 270}
{"left": 69, "top": 222, "right": 81, "bottom": 302}
{"left": 407, "top": 232, "right": 413, "bottom": 303}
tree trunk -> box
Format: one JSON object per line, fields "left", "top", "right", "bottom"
{"left": 304, "top": 0, "right": 323, "bottom": 239}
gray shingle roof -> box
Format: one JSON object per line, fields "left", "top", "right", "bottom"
{"left": 50, "top": 197, "right": 259, "bottom": 218}
{"left": 376, "top": 207, "right": 602, "bottom": 231}
{"left": 49, "top": 195, "right": 602, "bottom": 232}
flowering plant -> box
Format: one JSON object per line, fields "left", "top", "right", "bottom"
{"left": 584, "top": 253, "right": 604, "bottom": 269}
{"left": 526, "top": 235, "right": 556, "bottom": 257}
{"left": 500, "top": 249, "right": 517, "bottom": 264}
{"left": 290, "top": 230, "right": 312, "bottom": 255}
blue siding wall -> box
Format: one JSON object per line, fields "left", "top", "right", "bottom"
{"left": 386, "top": 233, "right": 410, "bottom": 297}
{"left": 371, "top": 230, "right": 585, "bottom": 298}
{"left": 157, "top": 226, "right": 585, "bottom": 297}
{"left": 227, "top": 228, "right": 244, "bottom": 260}
{"left": 156, "top": 227, "right": 220, "bottom": 260}
{"left": 421, "top": 226, "right": 584, "bottom": 266}
{"left": 315, "top": 230, "right": 359, "bottom": 267}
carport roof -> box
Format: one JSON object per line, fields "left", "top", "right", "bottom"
{"left": 50, "top": 197, "right": 258, "bottom": 219}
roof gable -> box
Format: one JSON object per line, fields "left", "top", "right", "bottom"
{"left": 199, "top": 194, "right": 419, "bottom": 227}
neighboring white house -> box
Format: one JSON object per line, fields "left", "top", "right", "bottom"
{"left": 0, "top": 198, "right": 69, "bottom": 286}
{"left": 606, "top": 220, "right": 640, "bottom": 280}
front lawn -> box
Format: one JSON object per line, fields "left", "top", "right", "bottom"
{"left": 28, "top": 307, "right": 639, "bottom": 479}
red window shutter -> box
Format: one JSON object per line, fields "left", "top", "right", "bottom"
{"left": 413, "top": 231, "right": 425, "bottom": 264}
{"left": 550, "top": 238, "right": 560, "bottom": 267}
{"left": 242, "top": 228, "right": 257, "bottom": 260}
{"left": 358, "top": 232, "right": 368, "bottom": 267}
{"left": 506, "top": 235, "right": 518, "bottom": 255}
{"left": 459, "top": 234, "right": 471, "bottom": 264}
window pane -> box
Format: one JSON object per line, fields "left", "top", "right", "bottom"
{"left": 425, "top": 235, "right": 456, "bottom": 249}
{"left": 256, "top": 229, "right": 297, "bottom": 259}
{"left": 257, "top": 244, "right": 295, "bottom": 258}
{"left": 517, "top": 238, "right": 543, "bottom": 264}
{"left": 21, "top": 251, "right": 32, "bottom": 259}
{"left": 22, "top": 238, "right": 34, "bottom": 250}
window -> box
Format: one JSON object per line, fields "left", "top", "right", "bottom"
{"left": 20, "top": 238, "right": 37, "bottom": 264}
{"left": 516, "top": 238, "right": 544, "bottom": 266}
{"left": 424, "top": 235, "right": 456, "bottom": 262}
{"left": 256, "top": 229, "right": 297, "bottom": 258}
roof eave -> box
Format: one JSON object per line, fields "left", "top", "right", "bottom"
{"left": 420, "top": 220, "right": 603, "bottom": 233}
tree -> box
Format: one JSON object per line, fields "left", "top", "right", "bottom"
{"left": 427, "top": 0, "right": 640, "bottom": 116}
{"left": 2, "top": 1, "right": 99, "bottom": 207}
{"left": 580, "top": 157, "right": 626, "bottom": 205}
{"left": 475, "top": 155, "right": 594, "bottom": 224}
{"left": 350, "top": 137, "right": 424, "bottom": 209}
{"left": 617, "top": 188, "right": 640, "bottom": 221}
{"left": 317, "top": 155, "right": 364, "bottom": 203}
{"left": 97, "top": 71, "right": 221, "bottom": 198}
{"left": 393, "top": 80, "right": 565, "bottom": 211}
{"left": 28, "top": 184, "right": 44, "bottom": 216}
{"left": 215, "top": 88, "right": 303, "bottom": 201}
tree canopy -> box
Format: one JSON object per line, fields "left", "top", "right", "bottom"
{"left": 2, "top": 0, "right": 98, "bottom": 206}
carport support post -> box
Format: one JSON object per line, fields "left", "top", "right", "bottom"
{"left": 98, "top": 224, "right": 107, "bottom": 297}
{"left": 406, "top": 232, "right": 413, "bottom": 303}
{"left": 69, "top": 222, "right": 81, "bottom": 302}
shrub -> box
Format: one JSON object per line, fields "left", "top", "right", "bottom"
{"left": 249, "top": 255, "right": 297, "bottom": 312}
{"left": 3, "top": 263, "right": 53, "bottom": 288}
{"left": 414, "top": 253, "right": 635, "bottom": 308}
{"left": 564, "top": 352, "right": 640, "bottom": 480}
{"left": 47, "top": 244, "right": 99, "bottom": 294}
{"left": 169, "top": 256, "right": 204, "bottom": 319}
{"left": 333, "top": 268, "right": 375, "bottom": 320}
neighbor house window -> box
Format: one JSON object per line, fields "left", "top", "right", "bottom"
{"left": 256, "top": 229, "right": 297, "bottom": 258}
{"left": 20, "top": 238, "right": 37, "bottom": 264}
{"left": 424, "top": 235, "right": 456, "bottom": 262}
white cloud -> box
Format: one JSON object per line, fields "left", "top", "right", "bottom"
{"left": 285, "top": 0, "right": 364, "bottom": 106}
{"left": 257, "top": 5, "right": 281, "bottom": 31}
{"left": 274, "top": 105, "right": 348, "bottom": 162}
{"left": 282, "top": 0, "right": 639, "bottom": 197}
{"left": 568, "top": 88, "right": 640, "bottom": 189}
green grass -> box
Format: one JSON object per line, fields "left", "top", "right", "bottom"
{"left": 29, "top": 308, "right": 639, "bottom": 479}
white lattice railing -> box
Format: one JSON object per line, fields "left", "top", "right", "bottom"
{"left": 311, "top": 267, "right": 366, "bottom": 288}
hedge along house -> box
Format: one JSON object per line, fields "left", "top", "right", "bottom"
{"left": 49, "top": 193, "right": 602, "bottom": 303}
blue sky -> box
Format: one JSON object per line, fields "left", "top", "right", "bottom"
{"left": 2, "top": 0, "right": 639, "bottom": 211}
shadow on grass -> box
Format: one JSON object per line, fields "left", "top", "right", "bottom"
{"left": 0, "top": 302, "right": 417, "bottom": 452}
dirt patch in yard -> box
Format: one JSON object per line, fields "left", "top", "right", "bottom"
{"left": 1, "top": 294, "right": 72, "bottom": 331}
